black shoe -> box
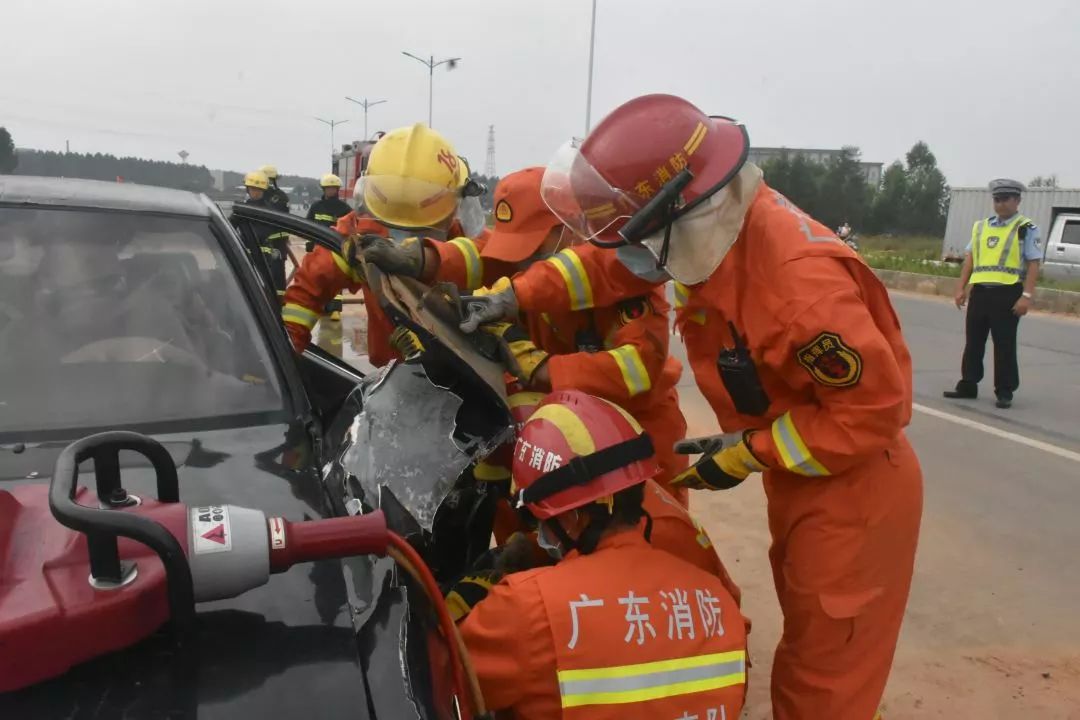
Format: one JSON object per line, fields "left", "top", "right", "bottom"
{"left": 943, "top": 382, "right": 978, "bottom": 400}
{"left": 995, "top": 394, "right": 1013, "bottom": 409}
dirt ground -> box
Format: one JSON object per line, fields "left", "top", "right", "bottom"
{"left": 679, "top": 400, "right": 1080, "bottom": 720}
{"left": 315, "top": 287, "right": 1080, "bottom": 719}
{"left": 689, "top": 484, "right": 1080, "bottom": 720}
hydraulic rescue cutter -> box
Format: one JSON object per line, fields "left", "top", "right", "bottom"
{"left": 0, "top": 431, "right": 489, "bottom": 718}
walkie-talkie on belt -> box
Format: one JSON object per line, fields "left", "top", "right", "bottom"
{"left": 717, "top": 322, "right": 771, "bottom": 417}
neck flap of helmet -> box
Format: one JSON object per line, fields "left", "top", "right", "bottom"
{"left": 517, "top": 432, "right": 654, "bottom": 555}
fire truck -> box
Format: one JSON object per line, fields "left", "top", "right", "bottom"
{"left": 331, "top": 133, "right": 385, "bottom": 199}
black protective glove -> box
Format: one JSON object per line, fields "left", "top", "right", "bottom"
{"left": 388, "top": 326, "right": 424, "bottom": 359}
{"left": 671, "top": 432, "right": 766, "bottom": 491}
{"left": 445, "top": 571, "right": 498, "bottom": 622}
{"left": 444, "top": 533, "right": 549, "bottom": 621}
{"left": 338, "top": 235, "right": 371, "bottom": 282}
{"left": 304, "top": 240, "right": 315, "bottom": 253}
{"left": 459, "top": 277, "right": 519, "bottom": 333}
{"left": 360, "top": 235, "right": 425, "bottom": 279}
{"left": 479, "top": 322, "right": 550, "bottom": 385}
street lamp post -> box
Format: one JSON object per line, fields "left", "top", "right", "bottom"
{"left": 315, "top": 117, "right": 349, "bottom": 156}
{"left": 586, "top": 0, "right": 598, "bottom": 133}
{"left": 401, "top": 51, "right": 461, "bottom": 127}
{"left": 344, "top": 96, "right": 387, "bottom": 140}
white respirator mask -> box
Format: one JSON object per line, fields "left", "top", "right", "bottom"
{"left": 619, "top": 163, "right": 763, "bottom": 286}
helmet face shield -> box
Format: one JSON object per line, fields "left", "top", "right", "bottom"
{"left": 541, "top": 96, "right": 752, "bottom": 251}
{"left": 540, "top": 140, "right": 641, "bottom": 248}
{"left": 358, "top": 175, "right": 461, "bottom": 229}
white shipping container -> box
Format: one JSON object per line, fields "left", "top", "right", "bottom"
{"left": 942, "top": 188, "right": 1080, "bottom": 260}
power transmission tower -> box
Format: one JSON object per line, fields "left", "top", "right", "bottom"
{"left": 484, "top": 125, "right": 496, "bottom": 177}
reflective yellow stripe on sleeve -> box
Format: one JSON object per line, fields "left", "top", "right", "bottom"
{"left": 673, "top": 281, "right": 706, "bottom": 325}
{"left": 607, "top": 345, "right": 651, "bottom": 397}
{"left": 558, "top": 650, "right": 746, "bottom": 708}
{"left": 546, "top": 249, "right": 594, "bottom": 311}
{"left": 448, "top": 236, "right": 483, "bottom": 290}
{"left": 314, "top": 213, "right": 336, "bottom": 223}
{"left": 281, "top": 303, "right": 319, "bottom": 330}
{"left": 673, "top": 281, "right": 690, "bottom": 308}
{"left": 770, "top": 411, "right": 830, "bottom": 476}
{"left": 330, "top": 250, "right": 364, "bottom": 284}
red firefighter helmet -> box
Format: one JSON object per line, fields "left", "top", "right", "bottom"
{"left": 541, "top": 94, "right": 749, "bottom": 245}
{"left": 512, "top": 390, "right": 658, "bottom": 519}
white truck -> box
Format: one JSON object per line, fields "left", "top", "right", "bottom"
{"left": 1041, "top": 209, "right": 1080, "bottom": 281}
{"left": 941, "top": 187, "right": 1080, "bottom": 280}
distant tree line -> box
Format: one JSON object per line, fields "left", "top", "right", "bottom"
{"left": 1029, "top": 175, "right": 1058, "bottom": 188}
{"left": 3, "top": 128, "right": 320, "bottom": 201}
{"left": 1, "top": 127, "right": 20, "bottom": 174}
{"left": 760, "top": 141, "right": 950, "bottom": 236}
{"left": 14, "top": 148, "right": 219, "bottom": 194}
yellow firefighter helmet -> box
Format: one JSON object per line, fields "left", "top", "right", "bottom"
{"left": 244, "top": 171, "right": 270, "bottom": 190}
{"left": 359, "top": 123, "right": 468, "bottom": 229}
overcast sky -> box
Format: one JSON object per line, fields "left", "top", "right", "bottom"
{"left": 2, "top": 0, "right": 1078, "bottom": 186}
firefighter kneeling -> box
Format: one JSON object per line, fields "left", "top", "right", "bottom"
{"left": 456, "top": 389, "right": 747, "bottom": 719}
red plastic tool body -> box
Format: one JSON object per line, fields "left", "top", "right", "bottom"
{"left": 0, "top": 486, "right": 187, "bottom": 693}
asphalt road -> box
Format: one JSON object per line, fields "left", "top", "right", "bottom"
{"left": 332, "top": 282, "right": 1080, "bottom": 714}
{"left": 674, "top": 290, "right": 1080, "bottom": 717}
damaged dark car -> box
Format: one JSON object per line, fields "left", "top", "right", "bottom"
{"left": 0, "top": 177, "right": 512, "bottom": 719}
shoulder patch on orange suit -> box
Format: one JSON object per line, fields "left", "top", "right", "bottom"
{"left": 796, "top": 332, "right": 862, "bottom": 387}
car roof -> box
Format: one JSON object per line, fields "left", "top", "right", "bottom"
{"left": 0, "top": 176, "right": 214, "bottom": 217}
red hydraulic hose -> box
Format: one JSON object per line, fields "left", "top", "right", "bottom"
{"left": 388, "top": 532, "right": 487, "bottom": 719}
{"left": 263, "top": 512, "right": 486, "bottom": 716}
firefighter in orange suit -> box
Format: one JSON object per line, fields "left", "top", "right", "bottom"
{"left": 362, "top": 167, "right": 690, "bottom": 499}
{"left": 460, "top": 95, "right": 923, "bottom": 720}
{"left": 458, "top": 389, "right": 747, "bottom": 719}
{"left": 460, "top": 389, "right": 742, "bottom": 617}
{"left": 281, "top": 123, "right": 487, "bottom": 366}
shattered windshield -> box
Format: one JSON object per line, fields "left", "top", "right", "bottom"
{"left": 341, "top": 363, "right": 474, "bottom": 532}
{"left": 0, "top": 207, "right": 286, "bottom": 440}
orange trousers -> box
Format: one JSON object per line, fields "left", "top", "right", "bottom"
{"left": 764, "top": 433, "right": 922, "bottom": 720}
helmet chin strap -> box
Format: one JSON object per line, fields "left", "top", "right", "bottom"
{"left": 545, "top": 506, "right": 612, "bottom": 556}
{"left": 656, "top": 204, "right": 677, "bottom": 270}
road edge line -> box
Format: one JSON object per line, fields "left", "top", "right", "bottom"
{"left": 913, "top": 402, "right": 1080, "bottom": 464}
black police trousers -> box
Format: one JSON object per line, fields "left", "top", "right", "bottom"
{"left": 960, "top": 283, "right": 1024, "bottom": 396}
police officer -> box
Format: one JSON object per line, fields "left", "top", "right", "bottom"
{"left": 305, "top": 173, "right": 353, "bottom": 319}
{"left": 945, "top": 178, "right": 1042, "bottom": 409}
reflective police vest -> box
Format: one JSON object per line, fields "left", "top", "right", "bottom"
{"left": 535, "top": 533, "right": 747, "bottom": 719}
{"left": 969, "top": 214, "right": 1031, "bottom": 285}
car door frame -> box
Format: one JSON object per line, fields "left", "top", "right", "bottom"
{"left": 221, "top": 204, "right": 372, "bottom": 457}
{"left": 225, "top": 203, "right": 366, "bottom": 376}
